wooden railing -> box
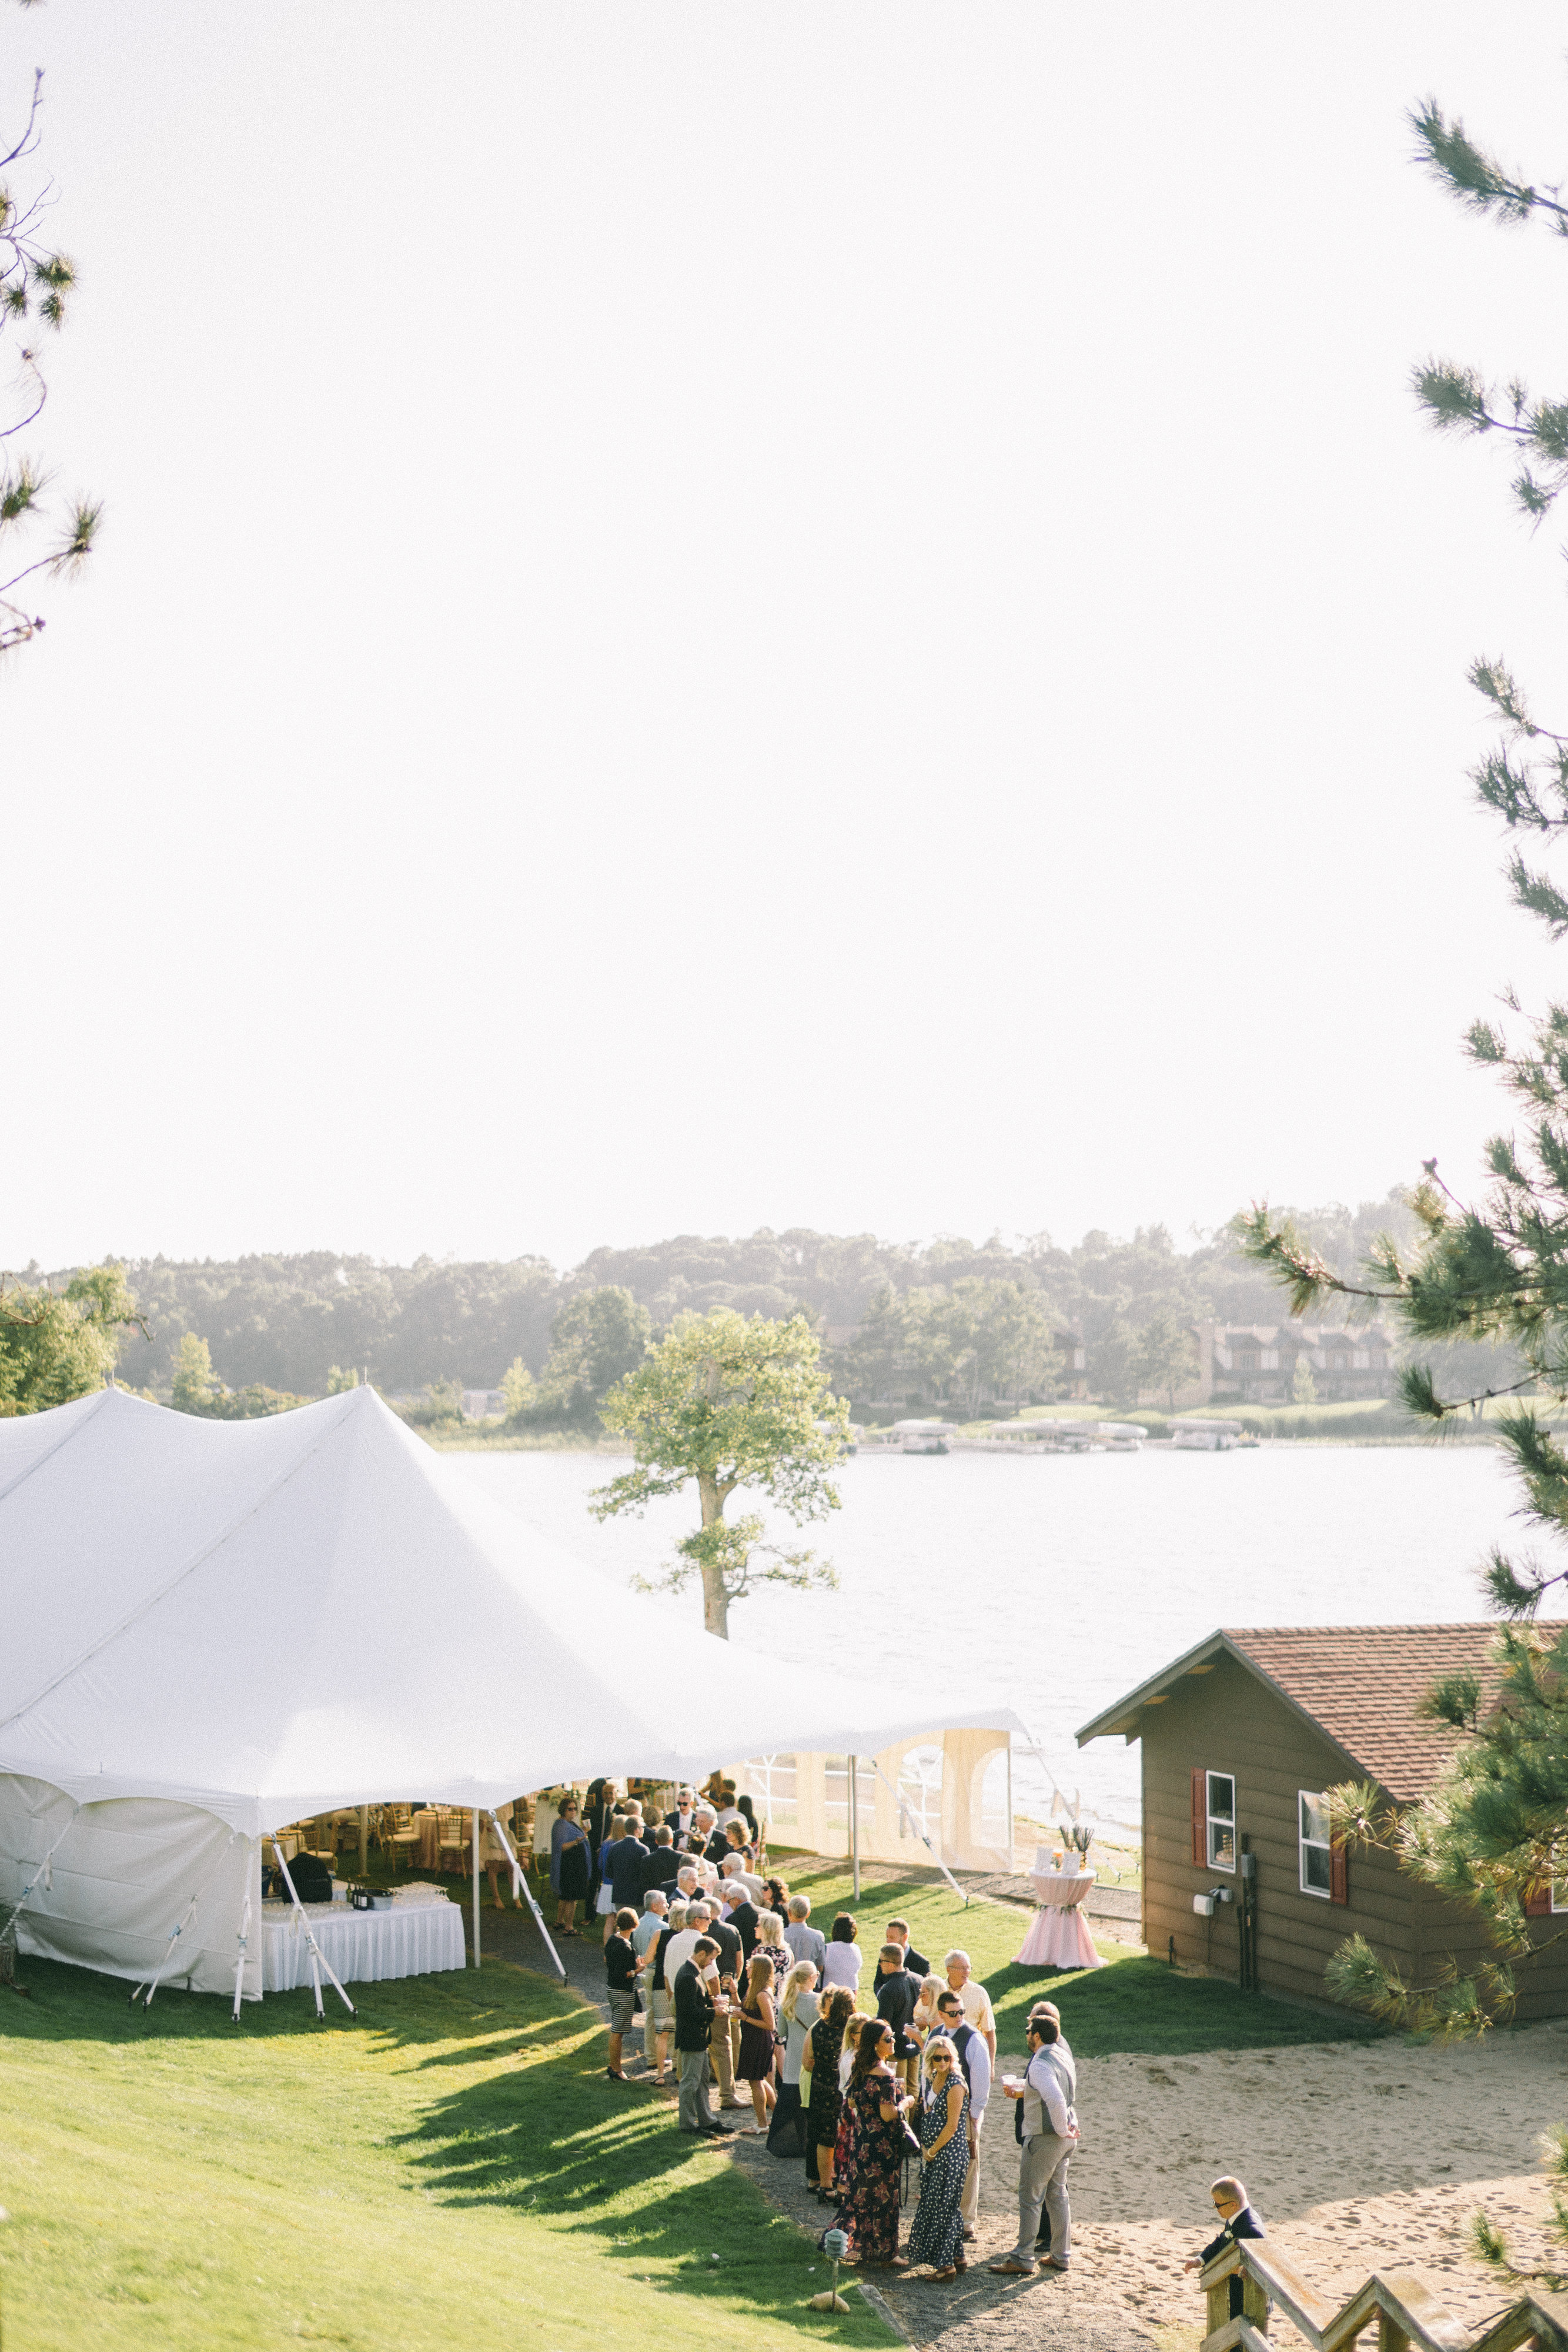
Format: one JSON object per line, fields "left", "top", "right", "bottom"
{"left": 1201, "top": 2237, "right": 1568, "bottom": 2352}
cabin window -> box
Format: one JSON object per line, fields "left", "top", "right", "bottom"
{"left": 1299, "top": 1792, "right": 1333, "bottom": 1897}
{"left": 1236, "top": 1352, "right": 1257, "bottom": 1370}
{"left": 1206, "top": 1772, "right": 1236, "bottom": 1870}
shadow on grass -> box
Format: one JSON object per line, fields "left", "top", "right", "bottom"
{"left": 393, "top": 1980, "right": 886, "bottom": 2338}
{"left": 1, "top": 1951, "right": 888, "bottom": 2342}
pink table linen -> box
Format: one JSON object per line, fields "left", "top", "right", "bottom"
{"left": 1013, "top": 1869, "right": 1102, "bottom": 1970}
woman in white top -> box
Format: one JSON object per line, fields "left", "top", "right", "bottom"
{"left": 820, "top": 1910, "right": 862, "bottom": 1993}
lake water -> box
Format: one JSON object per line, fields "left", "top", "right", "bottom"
{"left": 453, "top": 1442, "right": 1523, "bottom": 1835}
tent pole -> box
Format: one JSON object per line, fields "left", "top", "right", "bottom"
{"left": 231, "top": 1885, "right": 251, "bottom": 2023}
{"left": 483, "top": 1808, "right": 566, "bottom": 1984}
{"left": 357, "top": 1805, "right": 368, "bottom": 1879}
{"left": 273, "top": 1843, "right": 356, "bottom": 2018}
{"left": 849, "top": 1754, "right": 860, "bottom": 1902}
{"left": 472, "top": 1809, "right": 480, "bottom": 1970}
{"left": 133, "top": 1890, "right": 202, "bottom": 2008}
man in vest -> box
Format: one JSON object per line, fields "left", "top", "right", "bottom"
{"left": 934, "top": 1987, "right": 991, "bottom": 2239}
{"left": 1028, "top": 1997, "right": 1076, "bottom": 2258}
{"left": 989, "top": 2014, "right": 1076, "bottom": 2275}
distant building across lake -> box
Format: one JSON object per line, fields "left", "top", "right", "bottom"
{"left": 1189, "top": 1321, "right": 1396, "bottom": 1407}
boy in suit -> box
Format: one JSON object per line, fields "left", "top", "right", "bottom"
{"left": 1185, "top": 2176, "right": 1265, "bottom": 2320}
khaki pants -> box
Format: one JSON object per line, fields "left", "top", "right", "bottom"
{"left": 1010, "top": 2132, "right": 1071, "bottom": 2267}
{"left": 644, "top": 1988, "right": 673, "bottom": 2071}
{"left": 960, "top": 2109, "right": 984, "bottom": 2227}
{"left": 709, "top": 2010, "right": 740, "bottom": 2102}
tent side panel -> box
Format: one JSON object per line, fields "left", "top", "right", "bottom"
{"left": 0, "top": 1775, "right": 261, "bottom": 2000}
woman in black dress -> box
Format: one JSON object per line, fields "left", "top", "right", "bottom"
{"left": 800, "top": 1985, "right": 854, "bottom": 2196}
{"left": 550, "top": 1798, "right": 591, "bottom": 1935}
{"left": 736, "top": 1955, "right": 778, "bottom": 2132}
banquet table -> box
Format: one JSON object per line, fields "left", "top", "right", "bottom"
{"left": 260, "top": 1895, "right": 466, "bottom": 1993}
{"left": 1012, "top": 1869, "right": 1102, "bottom": 1970}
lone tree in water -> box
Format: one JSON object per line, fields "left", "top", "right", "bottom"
{"left": 0, "top": 65, "right": 99, "bottom": 654}
{"left": 1239, "top": 104, "right": 1568, "bottom": 2288}
{"left": 593, "top": 1307, "right": 850, "bottom": 1637}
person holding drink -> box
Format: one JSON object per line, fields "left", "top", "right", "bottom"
{"left": 989, "top": 2014, "right": 1078, "bottom": 2276}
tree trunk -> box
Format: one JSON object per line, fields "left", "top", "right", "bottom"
{"left": 697, "top": 1469, "right": 730, "bottom": 1639}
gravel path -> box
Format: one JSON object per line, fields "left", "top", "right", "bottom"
{"left": 478, "top": 1894, "right": 1161, "bottom": 2352}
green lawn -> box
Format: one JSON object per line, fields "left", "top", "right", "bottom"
{"left": 0, "top": 1950, "right": 891, "bottom": 2352}
{"left": 0, "top": 1865, "right": 1375, "bottom": 2350}
{"left": 777, "top": 1854, "right": 1380, "bottom": 2054}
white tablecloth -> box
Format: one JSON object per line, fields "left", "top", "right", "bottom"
{"left": 1013, "top": 1871, "right": 1102, "bottom": 1970}
{"left": 260, "top": 1899, "right": 466, "bottom": 1993}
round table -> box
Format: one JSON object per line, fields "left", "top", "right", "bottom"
{"left": 1012, "top": 1868, "right": 1102, "bottom": 1970}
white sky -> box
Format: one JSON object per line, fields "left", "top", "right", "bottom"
{"left": 8, "top": 4, "right": 1568, "bottom": 1271}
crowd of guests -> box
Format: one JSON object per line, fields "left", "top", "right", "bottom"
{"left": 558, "top": 1776, "right": 1090, "bottom": 2287}
{"left": 559, "top": 1778, "right": 1263, "bottom": 2305}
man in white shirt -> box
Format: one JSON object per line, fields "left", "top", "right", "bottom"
{"left": 783, "top": 1895, "right": 827, "bottom": 1974}
{"left": 990, "top": 2015, "right": 1076, "bottom": 2275}
{"left": 662, "top": 1899, "right": 708, "bottom": 1990}
{"left": 1028, "top": 1999, "right": 1076, "bottom": 2257}
{"left": 631, "top": 1892, "right": 670, "bottom": 2079}
{"left": 943, "top": 1949, "right": 997, "bottom": 2069}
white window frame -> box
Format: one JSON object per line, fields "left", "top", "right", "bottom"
{"left": 1553, "top": 1879, "right": 1567, "bottom": 1914}
{"left": 1299, "top": 1790, "right": 1333, "bottom": 1899}
{"left": 1206, "top": 1770, "right": 1236, "bottom": 1872}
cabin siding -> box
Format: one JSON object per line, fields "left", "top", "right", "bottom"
{"left": 1409, "top": 1883, "right": 1568, "bottom": 2024}
{"left": 1139, "top": 1656, "right": 1419, "bottom": 2006}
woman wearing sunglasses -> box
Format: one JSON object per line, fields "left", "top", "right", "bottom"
{"left": 905, "top": 2034, "right": 971, "bottom": 2280}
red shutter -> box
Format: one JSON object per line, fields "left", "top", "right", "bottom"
{"left": 1524, "top": 1882, "right": 1553, "bottom": 1918}
{"left": 1191, "top": 1769, "right": 1206, "bottom": 1866}
{"left": 1330, "top": 1840, "right": 1349, "bottom": 1907}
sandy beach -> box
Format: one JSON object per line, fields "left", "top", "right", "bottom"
{"left": 944, "top": 2022, "right": 1568, "bottom": 2348}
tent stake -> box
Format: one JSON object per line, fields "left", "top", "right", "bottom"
{"left": 482, "top": 1808, "right": 567, "bottom": 1983}
{"left": 472, "top": 1808, "right": 480, "bottom": 1970}
{"left": 273, "top": 1844, "right": 356, "bottom": 2018}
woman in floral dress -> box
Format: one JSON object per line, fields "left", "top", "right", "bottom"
{"left": 905, "top": 2035, "right": 970, "bottom": 2279}
{"left": 834, "top": 2019, "right": 912, "bottom": 2267}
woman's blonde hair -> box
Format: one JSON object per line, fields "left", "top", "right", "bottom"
{"left": 921, "top": 2032, "right": 958, "bottom": 2086}
{"left": 667, "top": 1903, "right": 688, "bottom": 1931}
{"left": 757, "top": 1910, "right": 784, "bottom": 1947}
{"left": 781, "top": 1959, "right": 817, "bottom": 2023}
{"left": 842, "top": 2012, "right": 867, "bottom": 2049}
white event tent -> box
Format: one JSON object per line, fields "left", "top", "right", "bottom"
{"left": 0, "top": 1384, "right": 1021, "bottom": 2000}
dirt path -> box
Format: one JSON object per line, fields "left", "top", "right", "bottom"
{"left": 485, "top": 1899, "right": 1568, "bottom": 2352}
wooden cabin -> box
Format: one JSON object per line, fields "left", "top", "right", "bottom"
{"left": 1076, "top": 1622, "right": 1568, "bottom": 2020}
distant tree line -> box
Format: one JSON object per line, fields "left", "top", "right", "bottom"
{"left": 8, "top": 1188, "right": 1522, "bottom": 1425}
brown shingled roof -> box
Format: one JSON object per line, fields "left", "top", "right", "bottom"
{"left": 1224, "top": 1622, "right": 1567, "bottom": 1803}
